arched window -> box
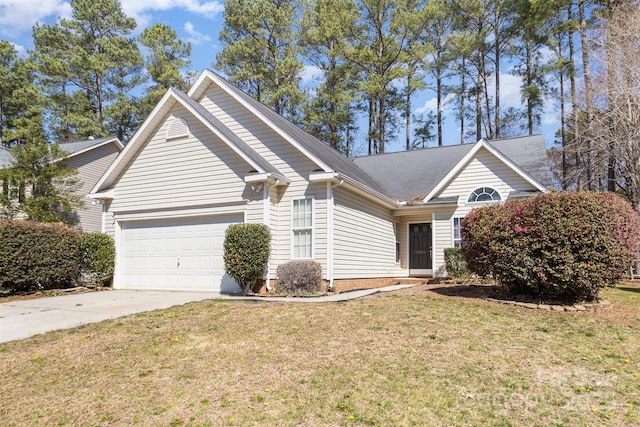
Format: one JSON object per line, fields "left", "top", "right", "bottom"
{"left": 468, "top": 187, "right": 501, "bottom": 202}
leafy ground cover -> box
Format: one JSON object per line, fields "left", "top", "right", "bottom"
{"left": 1, "top": 283, "right": 639, "bottom": 426}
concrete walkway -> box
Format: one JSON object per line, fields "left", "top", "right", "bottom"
{"left": 0, "top": 285, "right": 414, "bottom": 344}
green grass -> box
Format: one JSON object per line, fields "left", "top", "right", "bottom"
{"left": 1, "top": 284, "right": 639, "bottom": 426}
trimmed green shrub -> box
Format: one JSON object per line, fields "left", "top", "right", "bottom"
{"left": 0, "top": 220, "right": 81, "bottom": 291}
{"left": 461, "top": 192, "right": 638, "bottom": 302}
{"left": 223, "top": 223, "right": 271, "bottom": 293}
{"left": 79, "top": 232, "right": 115, "bottom": 286}
{"left": 443, "top": 247, "right": 469, "bottom": 280}
{"left": 276, "top": 260, "right": 323, "bottom": 295}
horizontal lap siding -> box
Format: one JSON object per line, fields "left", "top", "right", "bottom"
{"left": 433, "top": 210, "right": 455, "bottom": 276}
{"left": 65, "top": 144, "right": 120, "bottom": 232}
{"left": 334, "top": 187, "right": 401, "bottom": 278}
{"left": 110, "top": 106, "right": 248, "bottom": 213}
{"left": 199, "top": 86, "right": 329, "bottom": 277}
{"left": 439, "top": 148, "right": 535, "bottom": 201}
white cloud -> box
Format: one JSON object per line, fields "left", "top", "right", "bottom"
{"left": 120, "top": 0, "right": 224, "bottom": 23}
{"left": 0, "top": 0, "right": 71, "bottom": 38}
{"left": 299, "top": 65, "right": 324, "bottom": 85}
{"left": 184, "top": 21, "right": 211, "bottom": 45}
{"left": 416, "top": 93, "right": 455, "bottom": 115}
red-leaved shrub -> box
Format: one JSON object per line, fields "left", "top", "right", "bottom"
{"left": 461, "top": 192, "right": 638, "bottom": 302}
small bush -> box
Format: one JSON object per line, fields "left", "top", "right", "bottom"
{"left": 79, "top": 232, "right": 115, "bottom": 286}
{"left": 443, "top": 247, "right": 470, "bottom": 280}
{"left": 0, "top": 220, "right": 81, "bottom": 291}
{"left": 276, "top": 260, "right": 323, "bottom": 295}
{"left": 223, "top": 223, "right": 271, "bottom": 293}
{"left": 461, "top": 191, "right": 638, "bottom": 302}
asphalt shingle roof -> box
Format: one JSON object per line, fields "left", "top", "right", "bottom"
{"left": 207, "top": 70, "right": 386, "bottom": 194}
{"left": 352, "top": 135, "right": 552, "bottom": 201}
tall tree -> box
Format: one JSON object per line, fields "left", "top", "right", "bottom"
{"left": 340, "top": 0, "right": 416, "bottom": 154}
{"left": 422, "top": 0, "right": 455, "bottom": 146}
{"left": 139, "top": 23, "right": 192, "bottom": 114}
{"left": 31, "top": 0, "right": 141, "bottom": 141}
{"left": 216, "top": 0, "right": 304, "bottom": 121}
{"left": 300, "top": 0, "right": 359, "bottom": 153}
{"left": 0, "top": 41, "right": 45, "bottom": 146}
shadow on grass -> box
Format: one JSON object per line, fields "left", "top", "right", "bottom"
{"left": 428, "top": 284, "right": 499, "bottom": 300}
{"left": 617, "top": 287, "right": 640, "bottom": 294}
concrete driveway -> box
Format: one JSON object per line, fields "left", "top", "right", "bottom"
{"left": 0, "top": 284, "right": 414, "bottom": 344}
{"left": 0, "top": 290, "right": 215, "bottom": 344}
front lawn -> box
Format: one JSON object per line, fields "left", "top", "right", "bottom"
{"left": 1, "top": 284, "right": 639, "bottom": 426}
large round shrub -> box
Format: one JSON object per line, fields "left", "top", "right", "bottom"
{"left": 79, "top": 232, "right": 115, "bottom": 286}
{"left": 0, "top": 220, "right": 81, "bottom": 291}
{"left": 461, "top": 192, "right": 638, "bottom": 302}
{"left": 223, "top": 223, "right": 271, "bottom": 293}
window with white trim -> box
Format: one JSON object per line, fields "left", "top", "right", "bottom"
{"left": 292, "top": 198, "right": 313, "bottom": 258}
{"left": 453, "top": 217, "right": 464, "bottom": 248}
{"left": 468, "top": 187, "right": 501, "bottom": 202}
{"left": 394, "top": 221, "right": 401, "bottom": 263}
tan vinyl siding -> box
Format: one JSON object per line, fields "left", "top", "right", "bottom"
{"left": 65, "top": 144, "right": 120, "bottom": 232}
{"left": 199, "top": 86, "right": 320, "bottom": 182}
{"left": 333, "top": 187, "right": 402, "bottom": 278}
{"left": 110, "top": 107, "right": 249, "bottom": 213}
{"left": 439, "top": 148, "right": 536, "bottom": 202}
{"left": 199, "top": 85, "right": 332, "bottom": 277}
{"left": 433, "top": 210, "right": 456, "bottom": 276}
{"left": 104, "top": 202, "right": 116, "bottom": 238}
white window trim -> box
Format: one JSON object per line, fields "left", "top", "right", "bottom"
{"left": 452, "top": 217, "right": 464, "bottom": 248}
{"left": 291, "top": 197, "right": 314, "bottom": 259}
{"left": 467, "top": 186, "right": 502, "bottom": 203}
{"left": 394, "top": 220, "right": 401, "bottom": 263}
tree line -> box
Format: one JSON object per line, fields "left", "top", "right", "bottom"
{"left": 1, "top": 0, "right": 640, "bottom": 209}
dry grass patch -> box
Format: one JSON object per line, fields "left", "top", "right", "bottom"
{"left": 1, "top": 284, "right": 640, "bottom": 426}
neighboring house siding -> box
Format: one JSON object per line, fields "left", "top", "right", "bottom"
{"left": 438, "top": 148, "right": 536, "bottom": 203}
{"left": 65, "top": 144, "right": 120, "bottom": 232}
{"left": 109, "top": 107, "right": 249, "bottom": 213}
{"left": 333, "top": 187, "right": 402, "bottom": 278}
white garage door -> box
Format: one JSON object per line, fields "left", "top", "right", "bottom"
{"left": 120, "top": 215, "right": 243, "bottom": 292}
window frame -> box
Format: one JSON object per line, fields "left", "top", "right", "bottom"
{"left": 291, "top": 197, "right": 314, "bottom": 259}
{"left": 453, "top": 217, "right": 464, "bottom": 248}
{"left": 394, "top": 220, "right": 401, "bottom": 263}
{"left": 468, "top": 187, "right": 501, "bottom": 203}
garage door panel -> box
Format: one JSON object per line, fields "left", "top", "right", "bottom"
{"left": 120, "top": 215, "right": 242, "bottom": 292}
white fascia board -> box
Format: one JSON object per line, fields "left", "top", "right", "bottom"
{"left": 244, "top": 172, "right": 290, "bottom": 185}
{"left": 481, "top": 142, "right": 549, "bottom": 192}
{"left": 90, "top": 89, "right": 177, "bottom": 194}
{"left": 421, "top": 140, "right": 486, "bottom": 203}
{"left": 88, "top": 189, "right": 115, "bottom": 200}
{"left": 421, "top": 138, "right": 548, "bottom": 203}
{"left": 309, "top": 172, "right": 339, "bottom": 182}
{"left": 339, "top": 174, "right": 399, "bottom": 209}
{"left": 193, "top": 70, "right": 333, "bottom": 173}
{"left": 176, "top": 96, "right": 269, "bottom": 175}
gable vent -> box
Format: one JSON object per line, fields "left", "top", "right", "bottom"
{"left": 166, "top": 117, "right": 190, "bottom": 140}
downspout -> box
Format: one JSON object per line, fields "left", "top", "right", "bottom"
{"left": 263, "top": 180, "right": 279, "bottom": 291}
{"left": 327, "top": 179, "right": 344, "bottom": 291}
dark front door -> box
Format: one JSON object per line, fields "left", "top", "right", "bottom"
{"left": 409, "top": 223, "right": 432, "bottom": 271}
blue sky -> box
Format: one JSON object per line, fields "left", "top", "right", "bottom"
{"left": 0, "top": 0, "right": 560, "bottom": 153}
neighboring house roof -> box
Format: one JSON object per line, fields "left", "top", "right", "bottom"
{"left": 58, "top": 136, "right": 124, "bottom": 158}
{"left": 0, "top": 136, "right": 123, "bottom": 168}
{"left": 352, "top": 135, "right": 552, "bottom": 202}
{"left": 189, "top": 70, "right": 386, "bottom": 194}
